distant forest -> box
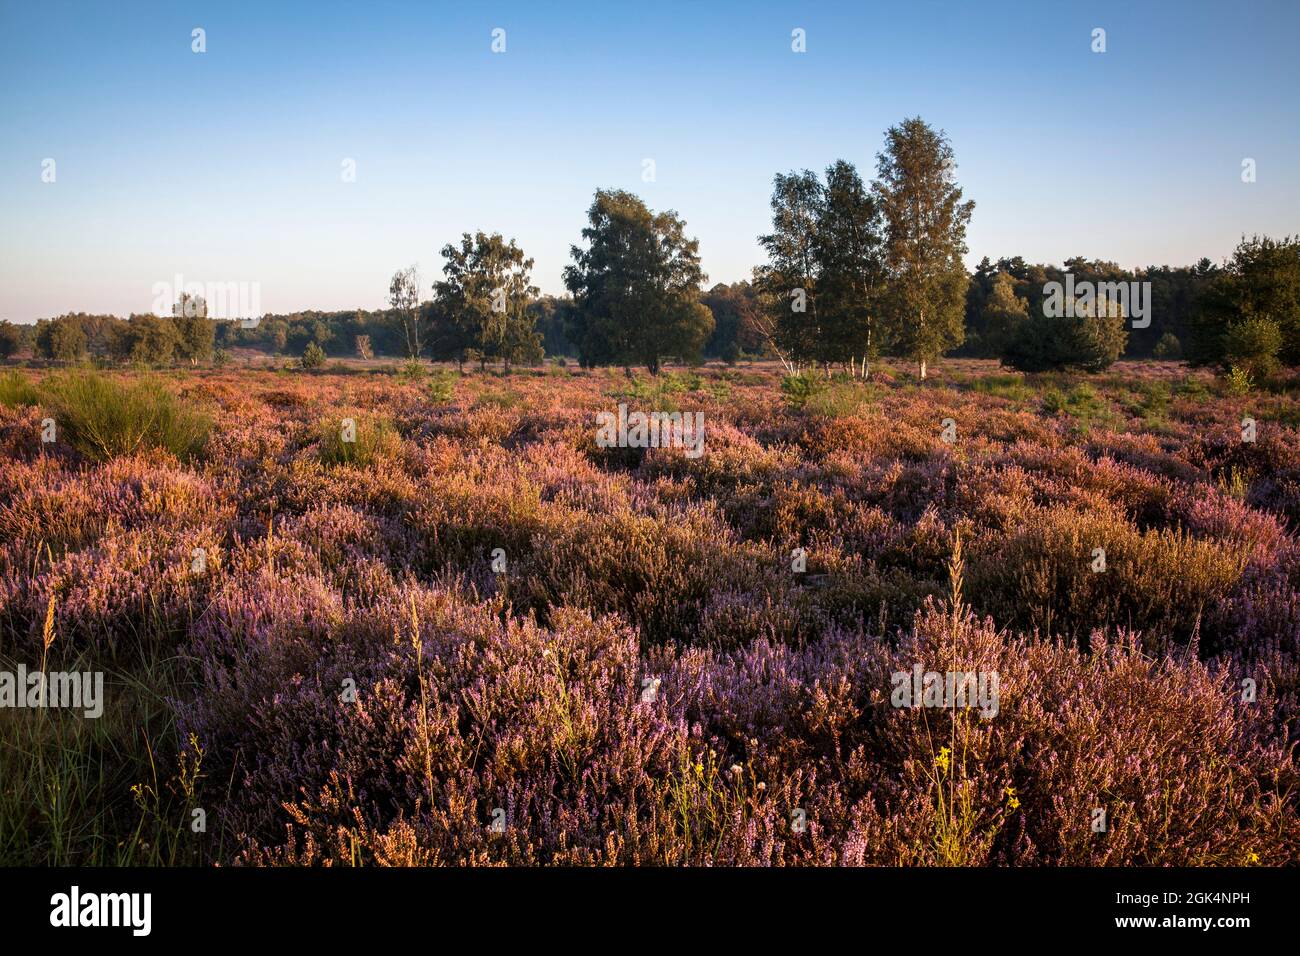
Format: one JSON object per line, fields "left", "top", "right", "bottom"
{"left": 0, "top": 258, "right": 1247, "bottom": 363}
{"left": 5, "top": 116, "right": 1296, "bottom": 381}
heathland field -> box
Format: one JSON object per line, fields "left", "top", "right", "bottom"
{"left": 1, "top": 359, "right": 1298, "bottom": 865}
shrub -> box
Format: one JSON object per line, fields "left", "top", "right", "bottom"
{"left": 1003, "top": 306, "right": 1127, "bottom": 373}
{"left": 806, "top": 380, "right": 877, "bottom": 418}
{"left": 0, "top": 320, "right": 25, "bottom": 360}
{"left": 660, "top": 371, "right": 702, "bottom": 393}
{"left": 1221, "top": 317, "right": 1282, "bottom": 379}
{"left": 1152, "top": 332, "right": 1182, "bottom": 360}
{"left": 0, "top": 370, "right": 38, "bottom": 407}
{"left": 398, "top": 358, "right": 427, "bottom": 381}
{"left": 37, "top": 370, "right": 211, "bottom": 462}
{"left": 780, "top": 372, "right": 829, "bottom": 411}
{"left": 300, "top": 342, "right": 327, "bottom": 369}
{"left": 316, "top": 414, "right": 402, "bottom": 467}
{"left": 473, "top": 388, "right": 522, "bottom": 410}
{"left": 970, "top": 373, "right": 1030, "bottom": 403}
{"left": 1175, "top": 376, "right": 1211, "bottom": 401}
{"left": 1225, "top": 366, "right": 1254, "bottom": 395}
{"left": 1040, "top": 383, "right": 1114, "bottom": 432}
{"left": 427, "top": 369, "right": 458, "bottom": 403}
{"left": 967, "top": 505, "right": 1250, "bottom": 646}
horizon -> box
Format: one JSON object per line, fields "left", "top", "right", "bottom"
{"left": 3, "top": 0, "right": 1299, "bottom": 323}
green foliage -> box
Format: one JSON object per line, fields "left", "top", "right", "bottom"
{"left": 659, "top": 371, "right": 703, "bottom": 393}
{"left": 808, "top": 379, "right": 878, "bottom": 417}
{"left": 388, "top": 265, "right": 424, "bottom": 359}
{"left": 1040, "top": 382, "right": 1115, "bottom": 432}
{"left": 427, "top": 369, "right": 459, "bottom": 403}
{"left": 1224, "top": 366, "right": 1254, "bottom": 395}
{"left": 1175, "top": 376, "right": 1212, "bottom": 401}
{"left": 970, "top": 373, "right": 1031, "bottom": 403}
{"left": 34, "top": 316, "right": 88, "bottom": 363}
{"left": 614, "top": 375, "right": 682, "bottom": 412}
{"left": 300, "top": 341, "right": 328, "bottom": 369}
{"left": 1130, "top": 380, "right": 1172, "bottom": 423}
{"left": 0, "top": 370, "right": 39, "bottom": 407}
{"left": 1004, "top": 296, "right": 1128, "bottom": 374}
{"left": 398, "top": 358, "right": 428, "bottom": 381}
{"left": 171, "top": 312, "right": 215, "bottom": 364}
{"left": 874, "top": 117, "right": 974, "bottom": 377}
{"left": 429, "top": 232, "right": 543, "bottom": 368}
{"left": 107, "top": 314, "right": 184, "bottom": 366}
{"left": 780, "top": 372, "right": 829, "bottom": 410}
{"left": 1152, "top": 332, "right": 1182, "bottom": 360}
{"left": 703, "top": 378, "right": 731, "bottom": 401}
{"left": 1189, "top": 235, "right": 1300, "bottom": 367}
{"left": 700, "top": 282, "right": 763, "bottom": 362}
{"left": 0, "top": 320, "right": 26, "bottom": 360}
{"left": 755, "top": 161, "right": 887, "bottom": 373}
{"left": 38, "top": 370, "right": 211, "bottom": 462}
{"left": 473, "top": 388, "right": 523, "bottom": 410}
{"left": 1220, "top": 316, "right": 1282, "bottom": 379}
{"left": 564, "top": 189, "right": 712, "bottom": 374}
{"left": 978, "top": 272, "right": 1029, "bottom": 358}
{"left": 316, "top": 414, "right": 402, "bottom": 467}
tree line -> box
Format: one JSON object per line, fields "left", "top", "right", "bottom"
{"left": 5, "top": 116, "right": 1298, "bottom": 380}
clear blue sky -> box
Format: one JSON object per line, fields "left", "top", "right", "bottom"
{"left": 2, "top": 0, "right": 1297, "bottom": 322}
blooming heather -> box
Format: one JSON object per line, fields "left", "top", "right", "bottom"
{"left": 0, "top": 361, "right": 1297, "bottom": 865}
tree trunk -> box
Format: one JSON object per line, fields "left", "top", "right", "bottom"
{"left": 918, "top": 359, "right": 927, "bottom": 380}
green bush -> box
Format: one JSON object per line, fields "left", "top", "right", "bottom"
{"left": 780, "top": 372, "right": 829, "bottom": 411}
{"left": 38, "top": 371, "right": 211, "bottom": 462}
{"left": 1129, "top": 380, "right": 1171, "bottom": 424}
{"left": 1152, "top": 332, "right": 1182, "bottom": 360}
{"left": 300, "top": 342, "right": 327, "bottom": 369}
{"left": 1041, "top": 383, "right": 1114, "bottom": 432}
{"left": 316, "top": 414, "right": 402, "bottom": 467}
{"left": 473, "top": 389, "right": 523, "bottom": 410}
{"left": 1003, "top": 304, "right": 1127, "bottom": 374}
{"left": 660, "top": 371, "right": 702, "bottom": 393}
{"left": 398, "top": 359, "right": 427, "bottom": 381}
{"left": 970, "top": 373, "right": 1031, "bottom": 402}
{"left": 1221, "top": 317, "right": 1281, "bottom": 379}
{"left": 1175, "top": 376, "right": 1211, "bottom": 401}
{"left": 1224, "top": 366, "right": 1254, "bottom": 395}
{"left": 428, "top": 370, "right": 459, "bottom": 403}
{"left": 0, "top": 370, "right": 39, "bottom": 408}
